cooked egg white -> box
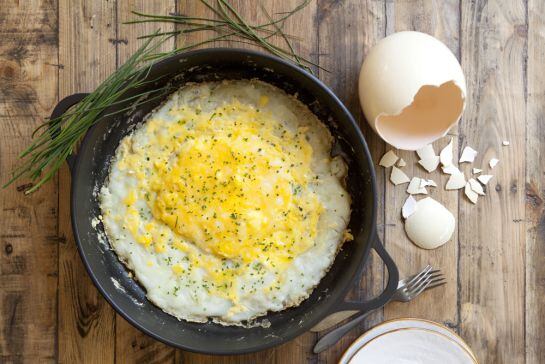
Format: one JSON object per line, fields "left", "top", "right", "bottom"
{"left": 100, "top": 80, "right": 351, "bottom": 325}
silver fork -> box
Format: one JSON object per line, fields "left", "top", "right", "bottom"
{"left": 313, "top": 265, "right": 445, "bottom": 353}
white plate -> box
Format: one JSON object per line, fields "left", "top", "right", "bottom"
{"left": 340, "top": 318, "right": 477, "bottom": 364}
{"left": 347, "top": 327, "right": 476, "bottom": 364}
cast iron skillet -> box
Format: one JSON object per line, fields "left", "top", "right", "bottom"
{"left": 52, "top": 48, "right": 399, "bottom": 355}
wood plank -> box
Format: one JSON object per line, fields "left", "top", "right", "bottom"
{"left": 315, "top": 0, "right": 386, "bottom": 362}
{"left": 526, "top": 1, "right": 545, "bottom": 362}
{"left": 115, "top": 1, "right": 178, "bottom": 363}
{"left": 383, "top": 0, "right": 460, "bottom": 328}
{"left": 0, "top": 1, "right": 59, "bottom": 362}
{"left": 57, "top": 1, "right": 117, "bottom": 362}
{"left": 459, "top": 0, "right": 526, "bottom": 362}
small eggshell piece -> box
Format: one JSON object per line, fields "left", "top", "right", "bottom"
{"left": 405, "top": 197, "right": 455, "bottom": 249}
{"left": 390, "top": 166, "right": 410, "bottom": 185}
{"left": 489, "top": 158, "right": 499, "bottom": 168}
{"left": 379, "top": 150, "right": 398, "bottom": 167}
{"left": 473, "top": 168, "right": 482, "bottom": 174}
{"left": 465, "top": 183, "right": 479, "bottom": 204}
{"left": 420, "top": 179, "right": 437, "bottom": 188}
{"left": 477, "top": 174, "right": 493, "bottom": 185}
{"left": 468, "top": 178, "right": 485, "bottom": 195}
{"left": 397, "top": 158, "right": 407, "bottom": 167}
{"left": 407, "top": 177, "right": 428, "bottom": 195}
{"left": 440, "top": 138, "right": 454, "bottom": 167}
{"left": 402, "top": 195, "right": 418, "bottom": 219}
{"left": 442, "top": 165, "right": 461, "bottom": 175}
{"left": 459, "top": 146, "right": 478, "bottom": 163}
{"left": 503, "top": 141, "right": 510, "bottom": 146}
{"left": 445, "top": 172, "right": 466, "bottom": 190}
{"left": 418, "top": 156, "right": 440, "bottom": 172}
{"left": 416, "top": 144, "right": 436, "bottom": 160}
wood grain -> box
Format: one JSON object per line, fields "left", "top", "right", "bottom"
{"left": 459, "top": 0, "right": 527, "bottom": 362}
{"left": 0, "top": 1, "right": 59, "bottom": 362}
{"left": 526, "top": 1, "right": 545, "bottom": 362}
{"left": 315, "top": 0, "right": 387, "bottom": 361}
{"left": 57, "top": 1, "right": 117, "bottom": 362}
{"left": 383, "top": 0, "right": 460, "bottom": 327}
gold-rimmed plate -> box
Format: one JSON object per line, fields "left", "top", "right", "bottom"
{"left": 339, "top": 318, "right": 478, "bottom": 363}
{"left": 345, "top": 327, "right": 476, "bottom": 364}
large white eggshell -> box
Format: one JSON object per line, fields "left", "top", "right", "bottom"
{"left": 359, "top": 31, "right": 466, "bottom": 150}
{"left": 405, "top": 197, "right": 455, "bottom": 249}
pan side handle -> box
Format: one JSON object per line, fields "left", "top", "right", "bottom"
{"left": 48, "top": 93, "right": 90, "bottom": 173}
{"left": 310, "top": 233, "right": 399, "bottom": 332}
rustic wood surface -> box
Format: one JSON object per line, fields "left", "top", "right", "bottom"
{"left": 0, "top": 0, "right": 543, "bottom": 363}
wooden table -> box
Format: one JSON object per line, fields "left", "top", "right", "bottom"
{"left": 1, "top": 0, "right": 543, "bottom": 363}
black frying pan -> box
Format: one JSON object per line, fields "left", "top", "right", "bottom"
{"left": 52, "top": 48, "right": 398, "bottom": 355}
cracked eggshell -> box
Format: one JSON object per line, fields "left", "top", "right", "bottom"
{"left": 459, "top": 146, "right": 478, "bottom": 163}
{"left": 468, "top": 178, "right": 485, "bottom": 195}
{"left": 446, "top": 172, "right": 466, "bottom": 190}
{"left": 465, "top": 183, "right": 479, "bottom": 204}
{"left": 407, "top": 177, "right": 428, "bottom": 195}
{"left": 379, "top": 150, "right": 398, "bottom": 167}
{"left": 440, "top": 138, "right": 454, "bottom": 167}
{"left": 390, "top": 166, "right": 410, "bottom": 185}
{"left": 405, "top": 197, "right": 455, "bottom": 249}
{"left": 359, "top": 31, "right": 466, "bottom": 151}
{"left": 418, "top": 156, "right": 440, "bottom": 172}
{"left": 402, "top": 195, "right": 418, "bottom": 219}
{"left": 478, "top": 174, "right": 493, "bottom": 185}
{"left": 489, "top": 158, "right": 499, "bottom": 168}
{"left": 416, "top": 144, "right": 436, "bottom": 160}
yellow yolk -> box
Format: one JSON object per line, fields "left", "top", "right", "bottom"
{"left": 118, "top": 100, "right": 324, "bottom": 300}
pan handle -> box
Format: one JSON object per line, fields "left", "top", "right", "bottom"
{"left": 310, "top": 232, "right": 399, "bottom": 332}
{"left": 48, "top": 93, "right": 90, "bottom": 173}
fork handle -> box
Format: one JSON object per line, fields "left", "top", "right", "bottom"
{"left": 313, "top": 309, "right": 376, "bottom": 353}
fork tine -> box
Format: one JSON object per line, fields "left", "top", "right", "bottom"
{"left": 407, "top": 270, "right": 442, "bottom": 294}
{"left": 405, "top": 267, "right": 437, "bottom": 291}
{"left": 408, "top": 276, "right": 433, "bottom": 297}
{"left": 427, "top": 272, "right": 444, "bottom": 281}
{"left": 408, "top": 273, "right": 446, "bottom": 298}
{"left": 405, "top": 265, "right": 432, "bottom": 287}
{"left": 426, "top": 280, "right": 447, "bottom": 290}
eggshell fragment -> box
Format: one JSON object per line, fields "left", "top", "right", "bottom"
{"left": 407, "top": 177, "right": 428, "bottom": 195}
{"left": 468, "top": 178, "right": 485, "bottom": 195}
{"left": 459, "top": 146, "right": 478, "bottom": 163}
{"left": 420, "top": 179, "right": 437, "bottom": 188}
{"left": 440, "top": 138, "right": 454, "bottom": 167}
{"left": 390, "top": 166, "right": 410, "bottom": 185}
{"left": 465, "top": 183, "right": 479, "bottom": 204}
{"left": 402, "top": 195, "right": 418, "bottom": 219}
{"left": 472, "top": 168, "right": 482, "bottom": 174}
{"left": 477, "top": 174, "right": 493, "bottom": 185}
{"left": 405, "top": 197, "right": 455, "bottom": 249}
{"left": 442, "top": 164, "right": 461, "bottom": 175}
{"left": 418, "top": 156, "right": 440, "bottom": 172}
{"left": 502, "top": 141, "right": 510, "bottom": 146}
{"left": 445, "top": 172, "right": 466, "bottom": 190}
{"left": 416, "top": 144, "right": 436, "bottom": 160}
{"left": 358, "top": 32, "right": 467, "bottom": 150}
{"left": 397, "top": 158, "right": 407, "bottom": 167}
{"left": 489, "top": 158, "right": 499, "bottom": 168}
{"left": 379, "top": 150, "right": 399, "bottom": 167}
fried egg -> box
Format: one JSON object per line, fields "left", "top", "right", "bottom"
{"left": 99, "top": 80, "right": 351, "bottom": 325}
